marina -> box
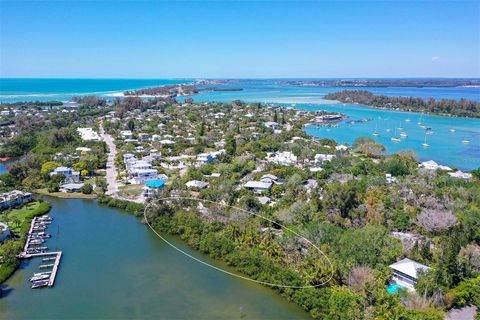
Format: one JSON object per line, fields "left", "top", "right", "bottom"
{"left": 18, "top": 215, "right": 63, "bottom": 289}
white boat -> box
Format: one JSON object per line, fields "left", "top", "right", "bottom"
{"left": 372, "top": 132, "right": 380, "bottom": 137}
{"left": 462, "top": 139, "right": 471, "bottom": 144}
{"left": 400, "top": 132, "right": 408, "bottom": 138}
{"left": 450, "top": 128, "right": 456, "bottom": 133}
{"left": 422, "top": 134, "right": 430, "bottom": 148}
{"left": 391, "top": 137, "right": 401, "bottom": 142}
{"left": 426, "top": 131, "right": 434, "bottom": 135}
{"left": 30, "top": 274, "right": 50, "bottom": 282}
{"left": 405, "top": 118, "right": 411, "bottom": 122}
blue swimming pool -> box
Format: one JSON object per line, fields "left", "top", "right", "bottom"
{"left": 387, "top": 283, "right": 406, "bottom": 294}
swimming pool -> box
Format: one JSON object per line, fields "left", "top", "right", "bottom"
{"left": 387, "top": 283, "right": 407, "bottom": 294}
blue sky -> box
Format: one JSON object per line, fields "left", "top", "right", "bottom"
{"left": 0, "top": 0, "right": 479, "bottom": 78}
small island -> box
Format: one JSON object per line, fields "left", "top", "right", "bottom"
{"left": 325, "top": 90, "right": 480, "bottom": 118}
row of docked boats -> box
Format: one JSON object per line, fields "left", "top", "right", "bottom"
{"left": 26, "top": 215, "right": 56, "bottom": 289}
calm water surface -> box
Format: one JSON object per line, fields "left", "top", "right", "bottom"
{"left": 0, "top": 197, "right": 308, "bottom": 319}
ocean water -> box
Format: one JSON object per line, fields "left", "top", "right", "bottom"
{"left": 1, "top": 78, "right": 479, "bottom": 170}
{"left": 0, "top": 78, "right": 192, "bottom": 103}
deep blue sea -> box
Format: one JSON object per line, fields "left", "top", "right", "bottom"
{"left": 0, "top": 78, "right": 479, "bottom": 170}
{"left": 0, "top": 78, "right": 192, "bottom": 102}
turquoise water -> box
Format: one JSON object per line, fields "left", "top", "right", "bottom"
{"left": 181, "top": 80, "right": 480, "bottom": 170}
{"left": 387, "top": 283, "right": 406, "bottom": 294}
{"left": 192, "top": 79, "right": 480, "bottom": 102}
{"left": 0, "top": 196, "right": 308, "bottom": 319}
{"left": 0, "top": 78, "right": 192, "bottom": 103}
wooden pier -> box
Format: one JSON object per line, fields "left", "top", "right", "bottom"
{"left": 18, "top": 216, "right": 63, "bottom": 288}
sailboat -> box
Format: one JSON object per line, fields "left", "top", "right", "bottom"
{"left": 391, "top": 128, "right": 401, "bottom": 142}
{"left": 417, "top": 113, "right": 424, "bottom": 125}
{"left": 449, "top": 128, "right": 456, "bottom": 133}
{"left": 422, "top": 133, "right": 430, "bottom": 148}
{"left": 405, "top": 118, "right": 411, "bottom": 122}
{"left": 462, "top": 138, "right": 471, "bottom": 144}
{"left": 400, "top": 132, "right": 408, "bottom": 138}
{"left": 372, "top": 122, "right": 380, "bottom": 137}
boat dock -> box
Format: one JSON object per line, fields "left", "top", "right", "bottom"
{"left": 18, "top": 215, "right": 63, "bottom": 288}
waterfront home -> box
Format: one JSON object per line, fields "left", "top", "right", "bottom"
{"left": 50, "top": 166, "right": 80, "bottom": 183}
{"left": 186, "top": 180, "right": 209, "bottom": 189}
{"left": 448, "top": 170, "right": 473, "bottom": 180}
{"left": 389, "top": 258, "right": 429, "bottom": 292}
{"left": 266, "top": 151, "right": 297, "bottom": 166}
{"left": 77, "top": 127, "right": 101, "bottom": 141}
{"left": 0, "top": 190, "right": 32, "bottom": 211}
{"left": 419, "top": 160, "right": 452, "bottom": 171}
{"left": 244, "top": 181, "right": 272, "bottom": 192}
{"left": 0, "top": 222, "right": 11, "bottom": 243}
{"left": 59, "top": 183, "right": 85, "bottom": 193}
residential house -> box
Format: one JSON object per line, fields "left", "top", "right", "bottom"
{"left": 448, "top": 171, "right": 473, "bottom": 180}
{"left": 264, "top": 121, "right": 280, "bottom": 129}
{"left": 315, "top": 154, "right": 335, "bottom": 163}
{"left": 0, "top": 190, "right": 32, "bottom": 211}
{"left": 266, "top": 151, "right": 297, "bottom": 166}
{"left": 419, "top": 160, "right": 452, "bottom": 171}
{"left": 244, "top": 181, "right": 272, "bottom": 192}
{"left": 59, "top": 183, "right": 85, "bottom": 193}
{"left": 186, "top": 180, "right": 209, "bottom": 189}
{"left": 77, "top": 128, "right": 101, "bottom": 141}
{"left": 50, "top": 166, "right": 80, "bottom": 183}
{"left": 389, "top": 258, "right": 429, "bottom": 291}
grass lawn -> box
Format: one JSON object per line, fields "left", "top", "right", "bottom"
{"left": 118, "top": 184, "right": 144, "bottom": 197}
{"left": 4, "top": 201, "right": 41, "bottom": 223}
{"left": 34, "top": 188, "right": 97, "bottom": 199}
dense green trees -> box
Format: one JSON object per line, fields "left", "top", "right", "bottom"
{"left": 325, "top": 90, "right": 480, "bottom": 118}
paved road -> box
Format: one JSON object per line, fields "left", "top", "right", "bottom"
{"left": 100, "top": 126, "right": 119, "bottom": 196}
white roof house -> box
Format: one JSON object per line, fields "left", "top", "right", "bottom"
{"left": 335, "top": 144, "right": 348, "bottom": 151}
{"left": 244, "top": 181, "right": 272, "bottom": 191}
{"left": 77, "top": 128, "right": 101, "bottom": 142}
{"left": 389, "top": 258, "right": 429, "bottom": 291}
{"left": 186, "top": 180, "right": 209, "bottom": 189}
{"left": 266, "top": 151, "right": 297, "bottom": 166}
{"left": 420, "top": 160, "right": 452, "bottom": 171}
{"left": 448, "top": 171, "right": 473, "bottom": 180}
{"left": 264, "top": 121, "right": 280, "bottom": 129}
{"left": 315, "top": 154, "right": 335, "bottom": 163}
{"left": 75, "top": 147, "right": 92, "bottom": 153}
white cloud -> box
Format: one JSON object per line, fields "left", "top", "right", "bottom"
{"left": 432, "top": 56, "right": 440, "bottom": 61}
